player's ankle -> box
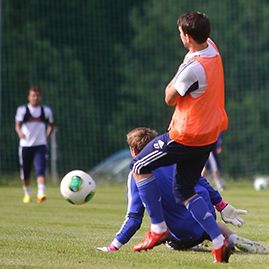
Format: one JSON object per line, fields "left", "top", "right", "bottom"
{"left": 151, "top": 221, "right": 167, "bottom": 233}
{"left": 212, "top": 234, "right": 225, "bottom": 249}
{"left": 227, "top": 233, "right": 238, "bottom": 244}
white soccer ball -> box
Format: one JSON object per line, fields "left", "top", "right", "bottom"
{"left": 253, "top": 177, "right": 268, "bottom": 191}
{"left": 60, "top": 170, "right": 96, "bottom": 205}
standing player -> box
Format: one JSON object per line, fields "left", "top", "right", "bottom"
{"left": 15, "top": 86, "right": 54, "bottom": 203}
{"left": 130, "top": 12, "right": 230, "bottom": 263}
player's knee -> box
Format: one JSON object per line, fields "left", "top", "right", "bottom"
{"left": 133, "top": 172, "right": 152, "bottom": 181}
{"left": 36, "top": 169, "right": 45, "bottom": 178}
{"left": 173, "top": 185, "right": 196, "bottom": 204}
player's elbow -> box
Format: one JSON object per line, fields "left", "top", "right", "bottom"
{"left": 165, "top": 96, "right": 176, "bottom": 106}
{"left": 165, "top": 85, "right": 178, "bottom": 106}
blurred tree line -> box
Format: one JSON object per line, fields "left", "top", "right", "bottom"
{"left": 1, "top": 0, "right": 269, "bottom": 178}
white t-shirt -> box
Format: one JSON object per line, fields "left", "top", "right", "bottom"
{"left": 172, "top": 40, "right": 219, "bottom": 98}
{"left": 15, "top": 104, "right": 54, "bottom": 147}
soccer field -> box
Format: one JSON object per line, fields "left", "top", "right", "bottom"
{"left": 0, "top": 181, "right": 268, "bottom": 269}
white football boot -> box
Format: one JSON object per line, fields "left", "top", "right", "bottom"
{"left": 234, "top": 236, "right": 268, "bottom": 254}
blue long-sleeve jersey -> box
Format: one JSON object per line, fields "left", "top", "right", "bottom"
{"left": 115, "top": 165, "right": 222, "bottom": 245}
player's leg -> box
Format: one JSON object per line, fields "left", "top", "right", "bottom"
{"left": 33, "top": 145, "right": 48, "bottom": 203}
{"left": 201, "top": 157, "right": 210, "bottom": 178}
{"left": 218, "top": 222, "right": 268, "bottom": 254}
{"left": 131, "top": 133, "right": 174, "bottom": 251}
{"left": 165, "top": 232, "right": 211, "bottom": 251}
{"left": 233, "top": 237, "right": 268, "bottom": 254}
{"left": 134, "top": 172, "right": 167, "bottom": 232}
{"left": 174, "top": 150, "right": 222, "bottom": 246}
{"left": 208, "top": 151, "right": 224, "bottom": 191}
{"left": 19, "top": 146, "right": 34, "bottom": 203}
{"left": 174, "top": 149, "right": 233, "bottom": 263}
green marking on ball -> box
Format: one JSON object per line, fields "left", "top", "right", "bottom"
{"left": 69, "top": 176, "right": 83, "bottom": 192}
{"left": 85, "top": 192, "right": 95, "bottom": 202}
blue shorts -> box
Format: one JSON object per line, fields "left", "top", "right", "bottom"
{"left": 19, "top": 145, "right": 48, "bottom": 180}
{"left": 167, "top": 231, "right": 210, "bottom": 250}
{"left": 130, "top": 132, "right": 215, "bottom": 201}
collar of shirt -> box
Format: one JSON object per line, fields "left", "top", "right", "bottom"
{"left": 184, "top": 40, "right": 219, "bottom": 61}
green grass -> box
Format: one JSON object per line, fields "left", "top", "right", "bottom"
{"left": 0, "top": 181, "right": 268, "bottom": 269}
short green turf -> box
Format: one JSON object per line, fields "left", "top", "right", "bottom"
{"left": 0, "top": 181, "right": 268, "bottom": 269}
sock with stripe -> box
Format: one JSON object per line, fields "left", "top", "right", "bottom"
{"left": 186, "top": 195, "right": 223, "bottom": 248}
{"left": 136, "top": 175, "right": 167, "bottom": 232}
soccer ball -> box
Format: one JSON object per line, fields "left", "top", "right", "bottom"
{"left": 60, "top": 170, "right": 96, "bottom": 204}
{"left": 253, "top": 177, "right": 268, "bottom": 191}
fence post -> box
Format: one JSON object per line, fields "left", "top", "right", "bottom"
{"left": 50, "top": 127, "right": 58, "bottom": 184}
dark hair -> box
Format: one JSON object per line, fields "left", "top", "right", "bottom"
{"left": 126, "top": 127, "right": 158, "bottom": 153}
{"left": 177, "top": 11, "right": 210, "bottom": 44}
{"left": 29, "top": 86, "right": 42, "bottom": 95}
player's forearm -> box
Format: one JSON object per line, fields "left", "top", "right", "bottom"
{"left": 46, "top": 124, "right": 55, "bottom": 138}
{"left": 96, "top": 215, "right": 142, "bottom": 252}
{"left": 15, "top": 127, "right": 22, "bottom": 137}
{"left": 165, "top": 84, "right": 178, "bottom": 106}
{"left": 115, "top": 215, "right": 142, "bottom": 246}
{"left": 15, "top": 122, "right": 25, "bottom": 138}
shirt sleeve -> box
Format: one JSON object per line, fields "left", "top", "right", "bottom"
{"left": 173, "top": 60, "right": 207, "bottom": 97}
{"left": 44, "top": 106, "right": 54, "bottom": 124}
{"left": 115, "top": 173, "right": 144, "bottom": 245}
{"left": 15, "top": 106, "right": 26, "bottom": 122}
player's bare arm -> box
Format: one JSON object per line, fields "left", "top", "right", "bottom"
{"left": 165, "top": 83, "right": 179, "bottom": 106}
{"left": 46, "top": 123, "right": 55, "bottom": 138}
{"left": 15, "top": 121, "right": 25, "bottom": 139}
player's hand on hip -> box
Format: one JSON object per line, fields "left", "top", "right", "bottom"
{"left": 19, "top": 132, "right": 26, "bottom": 139}
{"left": 220, "top": 204, "right": 247, "bottom": 227}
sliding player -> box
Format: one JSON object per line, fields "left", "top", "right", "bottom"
{"left": 97, "top": 128, "right": 267, "bottom": 255}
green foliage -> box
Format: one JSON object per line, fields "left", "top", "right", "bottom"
{"left": 0, "top": 183, "right": 269, "bottom": 268}
{"left": 115, "top": 0, "right": 269, "bottom": 177}
{"left": 1, "top": 0, "right": 139, "bottom": 173}
{"left": 1, "top": 0, "right": 269, "bottom": 177}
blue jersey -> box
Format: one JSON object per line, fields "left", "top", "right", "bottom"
{"left": 115, "top": 165, "right": 222, "bottom": 245}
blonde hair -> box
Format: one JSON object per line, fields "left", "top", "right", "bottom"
{"left": 126, "top": 127, "right": 158, "bottom": 153}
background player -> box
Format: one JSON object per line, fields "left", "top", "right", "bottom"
{"left": 15, "top": 86, "right": 54, "bottom": 203}
{"left": 202, "top": 133, "right": 225, "bottom": 191}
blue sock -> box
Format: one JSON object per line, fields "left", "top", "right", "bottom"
{"left": 186, "top": 195, "right": 221, "bottom": 240}
{"left": 136, "top": 175, "right": 165, "bottom": 224}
